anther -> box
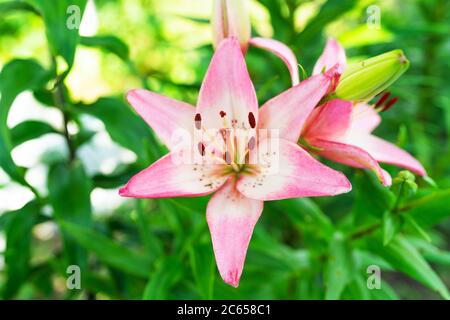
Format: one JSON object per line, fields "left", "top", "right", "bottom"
{"left": 220, "top": 111, "right": 226, "bottom": 118}
{"left": 248, "top": 112, "right": 256, "bottom": 129}
{"left": 224, "top": 151, "right": 232, "bottom": 165}
{"left": 248, "top": 136, "right": 256, "bottom": 150}
{"left": 194, "top": 113, "right": 202, "bottom": 130}
{"left": 198, "top": 142, "right": 205, "bottom": 156}
{"left": 381, "top": 97, "right": 398, "bottom": 112}
{"left": 375, "top": 92, "right": 391, "bottom": 108}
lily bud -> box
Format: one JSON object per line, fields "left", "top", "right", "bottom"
{"left": 334, "top": 50, "right": 410, "bottom": 102}
{"left": 212, "top": 0, "right": 251, "bottom": 53}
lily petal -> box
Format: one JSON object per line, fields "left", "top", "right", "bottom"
{"left": 348, "top": 103, "right": 381, "bottom": 134}
{"left": 344, "top": 134, "right": 427, "bottom": 176}
{"left": 119, "top": 152, "right": 227, "bottom": 198}
{"left": 249, "top": 37, "right": 300, "bottom": 86}
{"left": 126, "top": 89, "right": 195, "bottom": 150}
{"left": 258, "top": 71, "right": 336, "bottom": 142}
{"left": 309, "top": 138, "right": 392, "bottom": 186}
{"left": 303, "top": 99, "right": 352, "bottom": 140}
{"left": 207, "top": 179, "right": 263, "bottom": 287}
{"left": 197, "top": 37, "right": 258, "bottom": 130}
{"left": 313, "top": 38, "right": 347, "bottom": 75}
{"left": 237, "top": 139, "right": 351, "bottom": 200}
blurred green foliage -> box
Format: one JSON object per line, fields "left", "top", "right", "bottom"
{"left": 0, "top": 0, "right": 449, "bottom": 300}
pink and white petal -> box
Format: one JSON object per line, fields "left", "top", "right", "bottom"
{"left": 119, "top": 152, "right": 228, "bottom": 198}
{"left": 126, "top": 89, "right": 195, "bottom": 150}
{"left": 207, "top": 179, "right": 263, "bottom": 287}
{"left": 302, "top": 99, "right": 352, "bottom": 140}
{"left": 309, "top": 138, "right": 392, "bottom": 186}
{"left": 237, "top": 139, "right": 351, "bottom": 200}
{"left": 249, "top": 37, "right": 300, "bottom": 86}
{"left": 197, "top": 37, "right": 258, "bottom": 130}
{"left": 344, "top": 134, "right": 427, "bottom": 176}
{"left": 313, "top": 38, "right": 347, "bottom": 75}
{"left": 347, "top": 103, "right": 381, "bottom": 134}
{"left": 258, "top": 72, "right": 335, "bottom": 142}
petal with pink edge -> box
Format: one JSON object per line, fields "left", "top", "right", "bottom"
{"left": 302, "top": 99, "right": 352, "bottom": 140}
{"left": 249, "top": 37, "right": 300, "bottom": 86}
{"left": 313, "top": 38, "right": 347, "bottom": 75}
{"left": 258, "top": 72, "right": 335, "bottom": 142}
{"left": 343, "top": 134, "right": 427, "bottom": 176}
{"left": 237, "top": 139, "right": 352, "bottom": 200}
{"left": 348, "top": 103, "right": 381, "bottom": 134}
{"left": 126, "top": 89, "right": 195, "bottom": 150}
{"left": 207, "top": 179, "right": 263, "bottom": 287}
{"left": 308, "top": 138, "right": 392, "bottom": 186}
{"left": 197, "top": 38, "right": 258, "bottom": 130}
{"left": 119, "top": 152, "right": 228, "bottom": 198}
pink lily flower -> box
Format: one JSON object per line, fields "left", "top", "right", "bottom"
{"left": 119, "top": 38, "right": 351, "bottom": 287}
{"left": 212, "top": 0, "right": 300, "bottom": 86}
{"left": 301, "top": 39, "right": 426, "bottom": 186}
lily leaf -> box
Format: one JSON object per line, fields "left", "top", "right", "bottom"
{"left": 80, "top": 35, "right": 130, "bottom": 61}
{"left": 25, "top": 0, "right": 87, "bottom": 68}
{"left": 10, "top": 120, "right": 58, "bottom": 147}
{"left": 2, "top": 201, "right": 39, "bottom": 299}
{"left": 60, "top": 221, "right": 152, "bottom": 278}
{"left": 367, "top": 235, "right": 450, "bottom": 299}
{"left": 324, "top": 232, "right": 352, "bottom": 300}
{"left": 48, "top": 161, "right": 92, "bottom": 271}
{"left": 0, "top": 59, "right": 49, "bottom": 184}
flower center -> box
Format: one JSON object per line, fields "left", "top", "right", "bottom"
{"left": 194, "top": 110, "right": 258, "bottom": 177}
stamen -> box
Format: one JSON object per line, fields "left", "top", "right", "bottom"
{"left": 248, "top": 112, "right": 256, "bottom": 129}
{"left": 198, "top": 142, "right": 206, "bottom": 156}
{"left": 375, "top": 92, "right": 391, "bottom": 108}
{"left": 381, "top": 97, "right": 398, "bottom": 112}
{"left": 194, "top": 113, "right": 202, "bottom": 130}
{"left": 248, "top": 136, "right": 256, "bottom": 150}
{"left": 224, "top": 151, "right": 232, "bottom": 165}
{"left": 219, "top": 111, "right": 226, "bottom": 118}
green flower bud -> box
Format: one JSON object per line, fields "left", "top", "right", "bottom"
{"left": 334, "top": 50, "right": 410, "bottom": 102}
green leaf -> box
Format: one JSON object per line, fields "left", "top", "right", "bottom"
{"left": 404, "top": 215, "right": 431, "bottom": 243}
{"left": 270, "top": 198, "right": 334, "bottom": 239}
{"left": 0, "top": 59, "right": 49, "bottom": 184}
{"left": 403, "top": 189, "right": 450, "bottom": 227}
{"left": 408, "top": 237, "right": 450, "bottom": 267}
{"left": 352, "top": 171, "right": 396, "bottom": 223}
{"left": 370, "top": 281, "right": 399, "bottom": 300}
{"left": 143, "top": 256, "right": 184, "bottom": 299}
{"left": 80, "top": 35, "right": 130, "bottom": 61}
{"left": 10, "top": 120, "right": 57, "bottom": 147}
{"left": 60, "top": 221, "right": 152, "bottom": 278}
{"left": 189, "top": 243, "right": 215, "bottom": 299}
{"left": 0, "top": 1, "right": 39, "bottom": 15}
{"left": 324, "top": 232, "right": 352, "bottom": 300}
{"left": 25, "top": 0, "right": 87, "bottom": 67}
{"left": 2, "top": 201, "right": 39, "bottom": 299}
{"left": 382, "top": 211, "right": 402, "bottom": 246}
{"left": 75, "top": 98, "right": 161, "bottom": 162}
{"left": 367, "top": 235, "right": 450, "bottom": 299}
{"left": 48, "top": 161, "right": 92, "bottom": 270}
{"left": 296, "top": 0, "right": 356, "bottom": 45}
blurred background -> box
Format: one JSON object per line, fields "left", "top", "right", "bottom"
{"left": 0, "top": 0, "right": 449, "bottom": 299}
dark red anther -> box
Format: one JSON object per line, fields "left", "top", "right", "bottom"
{"left": 248, "top": 136, "right": 256, "bottom": 150}
{"left": 381, "top": 97, "right": 398, "bottom": 112}
{"left": 224, "top": 151, "right": 232, "bottom": 164}
{"left": 198, "top": 142, "right": 205, "bottom": 156}
{"left": 194, "top": 113, "right": 202, "bottom": 130}
{"left": 375, "top": 92, "right": 391, "bottom": 108}
{"left": 219, "top": 111, "right": 226, "bottom": 118}
{"left": 248, "top": 112, "right": 256, "bottom": 129}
